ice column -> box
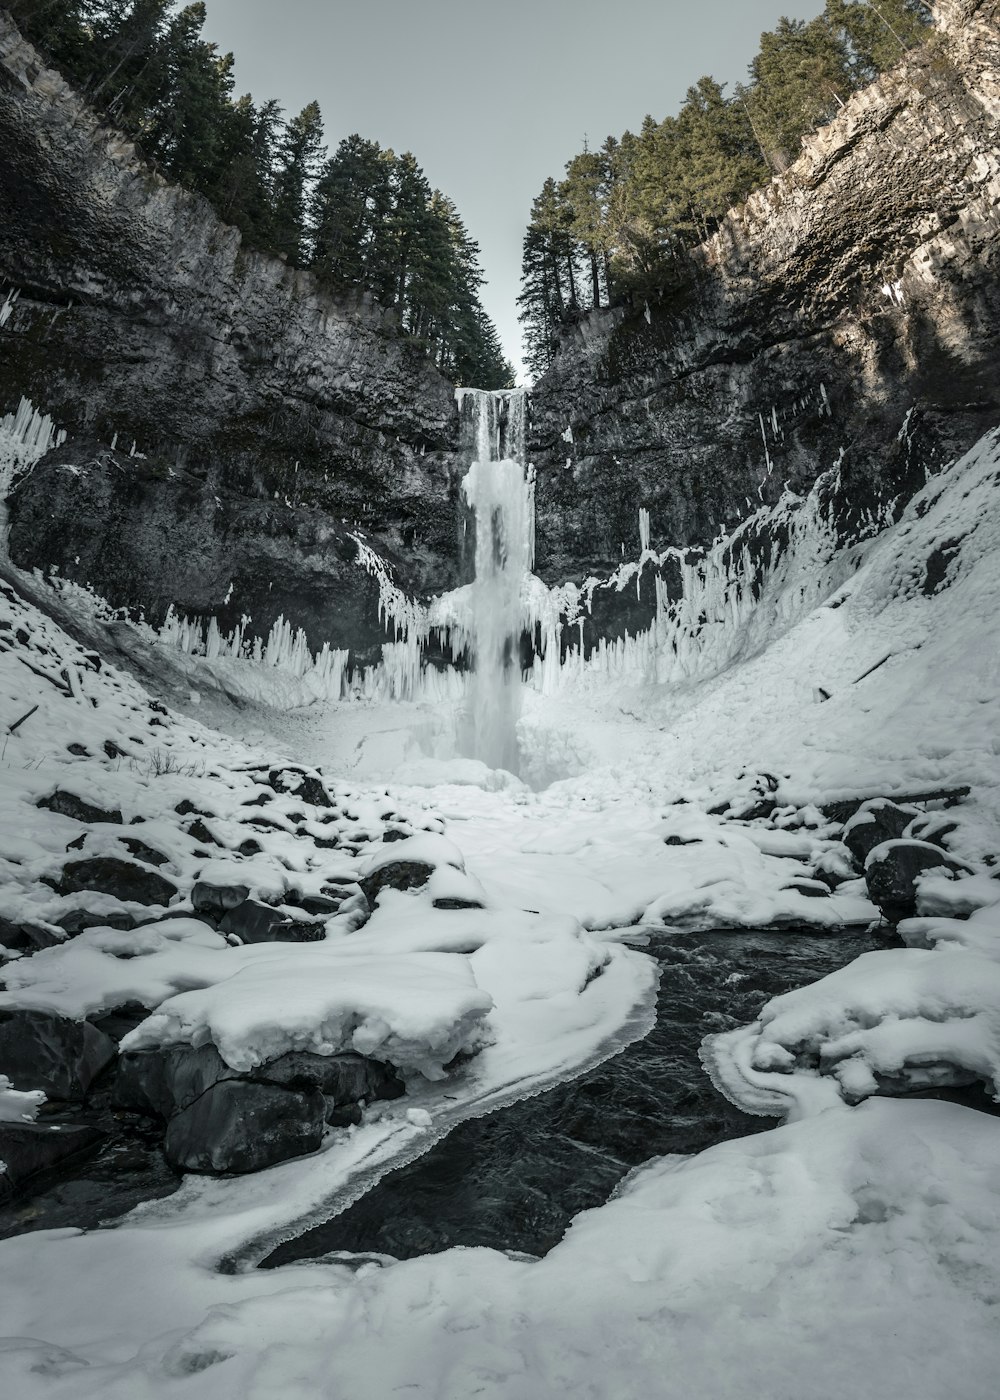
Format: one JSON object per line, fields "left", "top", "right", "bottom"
{"left": 458, "top": 388, "right": 532, "bottom": 772}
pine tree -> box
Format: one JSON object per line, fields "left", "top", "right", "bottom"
{"left": 272, "top": 100, "right": 326, "bottom": 264}
{"left": 742, "top": 16, "right": 853, "bottom": 171}
{"left": 825, "top": 0, "right": 932, "bottom": 83}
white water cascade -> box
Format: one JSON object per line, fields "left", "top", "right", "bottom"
{"left": 457, "top": 388, "right": 534, "bottom": 772}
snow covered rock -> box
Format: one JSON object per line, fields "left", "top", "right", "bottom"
{"left": 841, "top": 799, "right": 917, "bottom": 868}
{"left": 0, "top": 1009, "right": 116, "bottom": 1100}
{"left": 37, "top": 790, "right": 123, "bottom": 826}
{"left": 192, "top": 881, "right": 251, "bottom": 919}
{"left": 865, "top": 840, "right": 971, "bottom": 924}
{"left": 218, "top": 899, "right": 325, "bottom": 945}
{"left": 163, "top": 1079, "right": 326, "bottom": 1175}
{"left": 359, "top": 833, "right": 465, "bottom": 907}
{"left": 54, "top": 857, "right": 177, "bottom": 909}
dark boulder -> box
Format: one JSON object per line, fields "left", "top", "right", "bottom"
{"left": 843, "top": 799, "right": 917, "bottom": 868}
{"left": 119, "top": 837, "right": 170, "bottom": 867}
{"left": 360, "top": 860, "right": 436, "bottom": 906}
{"left": 865, "top": 840, "right": 969, "bottom": 923}
{"left": 0, "top": 1121, "right": 104, "bottom": 1198}
{"left": 56, "top": 908, "right": 138, "bottom": 937}
{"left": 90, "top": 1002, "right": 154, "bottom": 1043}
{"left": 38, "top": 790, "right": 123, "bottom": 825}
{"left": 54, "top": 857, "right": 177, "bottom": 907}
{"left": 432, "top": 897, "right": 485, "bottom": 910}
{"left": 191, "top": 882, "right": 250, "bottom": 919}
{"left": 219, "top": 899, "right": 324, "bottom": 944}
{"left": 0, "top": 1010, "right": 116, "bottom": 1099}
{"left": 164, "top": 1079, "right": 326, "bottom": 1174}
{"left": 258, "top": 1051, "right": 404, "bottom": 1105}
{"left": 0, "top": 915, "right": 62, "bottom": 952}
{"left": 114, "top": 1042, "right": 235, "bottom": 1119}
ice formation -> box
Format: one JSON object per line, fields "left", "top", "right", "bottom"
{"left": 457, "top": 388, "right": 533, "bottom": 771}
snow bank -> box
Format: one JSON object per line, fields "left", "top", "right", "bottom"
{"left": 121, "top": 950, "right": 494, "bottom": 1078}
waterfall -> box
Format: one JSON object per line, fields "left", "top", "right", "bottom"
{"left": 457, "top": 388, "right": 533, "bottom": 772}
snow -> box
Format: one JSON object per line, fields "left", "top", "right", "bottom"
{"left": 2, "top": 418, "right": 1000, "bottom": 1398}
{"left": 0, "top": 1075, "right": 45, "bottom": 1123}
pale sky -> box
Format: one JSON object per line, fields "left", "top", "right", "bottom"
{"left": 200, "top": 0, "right": 825, "bottom": 379}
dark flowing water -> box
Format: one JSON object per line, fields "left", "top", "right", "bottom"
{"left": 262, "top": 926, "right": 878, "bottom": 1267}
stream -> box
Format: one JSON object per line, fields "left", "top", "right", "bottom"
{"left": 262, "top": 925, "right": 879, "bottom": 1267}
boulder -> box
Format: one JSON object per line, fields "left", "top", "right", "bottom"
{"left": 865, "top": 840, "right": 969, "bottom": 923}
{"left": 55, "top": 857, "right": 177, "bottom": 907}
{"left": 192, "top": 881, "right": 251, "bottom": 918}
{"left": 842, "top": 799, "right": 917, "bottom": 867}
{"left": 219, "top": 899, "right": 324, "bottom": 944}
{"left": 37, "top": 790, "right": 123, "bottom": 825}
{"left": 0, "top": 1010, "right": 116, "bottom": 1099}
{"left": 360, "top": 860, "right": 436, "bottom": 906}
{"left": 0, "top": 1121, "right": 104, "bottom": 1197}
{"left": 115, "top": 1042, "right": 236, "bottom": 1118}
{"left": 119, "top": 836, "right": 170, "bottom": 867}
{"left": 0, "top": 915, "right": 62, "bottom": 952}
{"left": 164, "top": 1079, "right": 326, "bottom": 1174}
{"left": 258, "top": 1051, "right": 404, "bottom": 1105}
{"left": 55, "top": 908, "right": 138, "bottom": 937}
{"left": 90, "top": 1001, "right": 154, "bottom": 1043}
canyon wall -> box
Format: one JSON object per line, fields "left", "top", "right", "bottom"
{"left": 529, "top": 0, "right": 1000, "bottom": 614}
{"left": 0, "top": 12, "right": 462, "bottom": 662}
{"left": 2, "top": 3, "right": 1000, "bottom": 667}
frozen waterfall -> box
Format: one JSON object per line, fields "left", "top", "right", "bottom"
{"left": 457, "top": 388, "right": 533, "bottom": 772}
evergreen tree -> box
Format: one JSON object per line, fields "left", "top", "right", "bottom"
{"left": 825, "top": 0, "right": 932, "bottom": 82}
{"left": 272, "top": 100, "right": 325, "bottom": 264}
{"left": 741, "top": 16, "right": 853, "bottom": 171}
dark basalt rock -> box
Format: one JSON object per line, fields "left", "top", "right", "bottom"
{"left": 54, "top": 857, "right": 177, "bottom": 908}
{"left": 164, "top": 1080, "right": 326, "bottom": 1175}
{"left": 37, "top": 790, "right": 123, "bottom": 826}
{"left": 0, "top": 1010, "right": 116, "bottom": 1100}
{"left": 115, "top": 1043, "right": 235, "bottom": 1119}
{"left": 842, "top": 799, "right": 917, "bottom": 868}
{"left": 0, "top": 1122, "right": 104, "bottom": 1198}
{"left": 186, "top": 818, "right": 221, "bottom": 847}
{"left": 218, "top": 899, "right": 325, "bottom": 945}
{"left": 865, "top": 840, "right": 969, "bottom": 923}
{"left": 191, "top": 882, "right": 250, "bottom": 918}
{"left": 0, "top": 915, "right": 62, "bottom": 952}
{"left": 55, "top": 908, "right": 138, "bottom": 937}
{"left": 432, "top": 898, "right": 485, "bottom": 910}
{"left": 119, "top": 837, "right": 170, "bottom": 867}
{"left": 360, "top": 860, "right": 436, "bottom": 906}
{"left": 90, "top": 1002, "right": 153, "bottom": 1043}
{"left": 259, "top": 1051, "right": 404, "bottom": 1105}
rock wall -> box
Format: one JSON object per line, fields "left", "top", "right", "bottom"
{"left": 0, "top": 12, "right": 463, "bottom": 662}
{"left": 529, "top": 0, "right": 1000, "bottom": 591}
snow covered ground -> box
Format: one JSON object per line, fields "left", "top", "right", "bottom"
{"left": 1, "top": 427, "right": 1000, "bottom": 1397}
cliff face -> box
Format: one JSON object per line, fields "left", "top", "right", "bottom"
{"left": 529, "top": 0, "right": 1000, "bottom": 592}
{"left": 0, "top": 14, "right": 462, "bottom": 662}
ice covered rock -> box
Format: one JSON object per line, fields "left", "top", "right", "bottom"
{"left": 842, "top": 799, "right": 916, "bottom": 868}
{"left": 865, "top": 840, "right": 971, "bottom": 923}
{"left": 54, "top": 857, "right": 177, "bottom": 908}
{"left": 163, "top": 1079, "right": 326, "bottom": 1174}
{"left": 0, "top": 1009, "right": 116, "bottom": 1100}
